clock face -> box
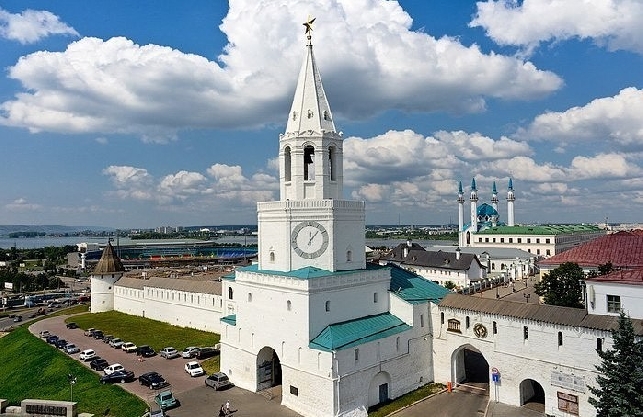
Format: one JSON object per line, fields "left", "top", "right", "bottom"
{"left": 291, "top": 221, "right": 329, "bottom": 259}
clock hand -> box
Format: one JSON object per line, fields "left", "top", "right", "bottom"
{"left": 308, "top": 230, "right": 320, "bottom": 246}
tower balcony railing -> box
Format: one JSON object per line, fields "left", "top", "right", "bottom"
{"left": 258, "top": 199, "right": 364, "bottom": 211}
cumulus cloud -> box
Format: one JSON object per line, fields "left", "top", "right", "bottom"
{"left": 568, "top": 153, "right": 640, "bottom": 179}
{"left": 518, "top": 87, "right": 643, "bottom": 149}
{"left": 0, "top": 7, "right": 78, "bottom": 44}
{"left": 471, "top": 0, "right": 643, "bottom": 55}
{"left": 0, "top": 0, "right": 561, "bottom": 140}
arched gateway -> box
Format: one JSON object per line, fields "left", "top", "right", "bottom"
{"left": 451, "top": 344, "right": 490, "bottom": 393}
{"left": 256, "top": 346, "right": 282, "bottom": 391}
{"left": 519, "top": 378, "right": 545, "bottom": 412}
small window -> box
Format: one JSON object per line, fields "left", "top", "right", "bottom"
{"left": 479, "top": 238, "right": 483, "bottom": 243}
{"left": 373, "top": 292, "right": 378, "bottom": 303}
{"left": 596, "top": 338, "right": 603, "bottom": 352}
{"left": 248, "top": 293, "right": 252, "bottom": 302}
{"left": 287, "top": 300, "right": 292, "bottom": 311}
{"left": 509, "top": 238, "right": 513, "bottom": 243}
{"left": 354, "top": 348, "right": 359, "bottom": 361}
{"left": 420, "top": 314, "right": 425, "bottom": 327}
{"left": 466, "top": 316, "right": 470, "bottom": 329}
{"left": 493, "top": 321, "right": 497, "bottom": 335}
{"left": 558, "top": 331, "right": 563, "bottom": 346}
{"left": 325, "top": 301, "right": 331, "bottom": 312}
{"left": 269, "top": 251, "right": 275, "bottom": 262}
{"left": 546, "top": 238, "right": 551, "bottom": 244}
{"left": 447, "top": 319, "right": 461, "bottom": 333}
{"left": 527, "top": 238, "right": 531, "bottom": 243}
{"left": 228, "top": 287, "right": 234, "bottom": 300}
{"left": 440, "top": 312, "right": 444, "bottom": 324}
{"left": 290, "top": 385, "right": 299, "bottom": 396}
{"left": 500, "top": 238, "right": 505, "bottom": 243}
{"left": 346, "top": 250, "right": 352, "bottom": 262}
{"left": 485, "top": 238, "right": 489, "bottom": 242}
{"left": 546, "top": 249, "right": 551, "bottom": 256}
{"left": 396, "top": 337, "right": 400, "bottom": 351}
{"left": 517, "top": 238, "right": 522, "bottom": 243}
{"left": 536, "top": 238, "right": 540, "bottom": 243}
{"left": 607, "top": 295, "right": 621, "bottom": 313}
{"left": 523, "top": 326, "right": 529, "bottom": 340}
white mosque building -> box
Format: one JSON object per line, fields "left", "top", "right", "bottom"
{"left": 87, "top": 19, "right": 643, "bottom": 417}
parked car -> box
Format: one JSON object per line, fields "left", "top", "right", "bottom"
{"left": 122, "top": 342, "right": 138, "bottom": 353}
{"left": 109, "top": 338, "right": 124, "bottom": 349}
{"left": 103, "top": 363, "right": 125, "bottom": 375}
{"left": 196, "top": 346, "right": 219, "bottom": 359}
{"left": 102, "top": 335, "right": 114, "bottom": 344}
{"left": 13, "top": 315, "right": 22, "bottom": 322}
{"left": 39, "top": 330, "right": 51, "bottom": 338}
{"left": 65, "top": 344, "right": 80, "bottom": 354}
{"left": 137, "top": 345, "right": 156, "bottom": 358}
{"left": 46, "top": 335, "right": 59, "bottom": 344}
{"left": 205, "top": 372, "right": 233, "bottom": 391}
{"left": 66, "top": 322, "right": 78, "bottom": 329}
{"left": 142, "top": 408, "right": 166, "bottom": 417}
{"left": 138, "top": 371, "right": 168, "bottom": 390}
{"left": 100, "top": 370, "right": 135, "bottom": 384}
{"left": 90, "top": 358, "right": 109, "bottom": 371}
{"left": 83, "top": 328, "right": 96, "bottom": 336}
{"left": 159, "top": 347, "right": 180, "bottom": 359}
{"left": 92, "top": 330, "right": 104, "bottom": 340}
{"left": 154, "top": 390, "right": 179, "bottom": 410}
{"left": 55, "top": 339, "right": 68, "bottom": 349}
{"left": 181, "top": 346, "right": 200, "bottom": 359}
{"left": 184, "top": 361, "right": 205, "bottom": 377}
{"left": 79, "top": 349, "right": 96, "bottom": 361}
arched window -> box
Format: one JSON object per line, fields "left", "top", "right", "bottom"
{"left": 346, "top": 250, "right": 352, "bottom": 262}
{"left": 325, "top": 300, "right": 331, "bottom": 312}
{"left": 284, "top": 146, "right": 291, "bottom": 182}
{"left": 287, "top": 300, "right": 292, "bottom": 311}
{"left": 328, "top": 146, "right": 336, "bottom": 181}
{"left": 304, "top": 145, "right": 315, "bottom": 180}
{"left": 228, "top": 287, "right": 234, "bottom": 300}
{"left": 269, "top": 251, "right": 275, "bottom": 262}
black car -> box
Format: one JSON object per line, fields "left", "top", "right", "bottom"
{"left": 55, "top": 339, "right": 68, "bottom": 349}
{"left": 66, "top": 322, "right": 78, "bottom": 329}
{"left": 92, "top": 330, "right": 104, "bottom": 340}
{"left": 12, "top": 315, "right": 22, "bottom": 322}
{"left": 100, "top": 370, "right": 135, "bottom": 384}
{"left": 136, "top": 345, "right": 156, "bottom": 358}
{"left": 90, "top": 358, "right": 109, "bottom": 371}
{"left": 138, "top": 371, "right": 168, "bottom": 390}
{"left": 46, "top": 335, "right": 59, "bottom": 344}
{"left": 196, "top": 347, "right": 219, "bottom": 359}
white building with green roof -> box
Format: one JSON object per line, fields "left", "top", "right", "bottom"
{"left": 218, "top": 21, "right": 449, "bottom": 417}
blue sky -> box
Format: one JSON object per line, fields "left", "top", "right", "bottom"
{"left": 0, "top": 0, "right": 642, "bottom": 229}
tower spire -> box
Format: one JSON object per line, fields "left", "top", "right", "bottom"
{"left": 457, "top": 181, "right": 465, "bottom": 247}
{"left": 470, "top": 178, "right": 478, "bottom": 232}
{"left": 507, "top": 178, "right": 515, "bottom": 226}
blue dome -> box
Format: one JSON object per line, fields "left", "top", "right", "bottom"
{"left": 477, "top": 203, "right": 498, "bottom": 217}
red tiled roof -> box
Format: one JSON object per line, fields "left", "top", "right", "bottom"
{"left": 585, "top": 268, "right": 643, "bottom": 286}
{"left": 539, "top": 230, "right": 643, "bottom": 268}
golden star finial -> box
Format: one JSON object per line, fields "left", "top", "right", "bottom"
{"left": 303, "top": 15, "right": 316, "bottom": 36}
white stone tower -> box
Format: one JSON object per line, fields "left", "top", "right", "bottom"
{"left": 470, "top": 178, "right": 478, "bottom": 232}
{"left": 491, "top": 181, "right": 499, "bottom": 227}
{"left": 256, "top": 21, "right": 366, "bottom": 273}
{"left": 507, "top": 178, "right": 515, "bottom": 226}
{"left": 90, "top": 242, "right": 125, "bottom": 313}
{"left": 457, "top": 181, "right": 465, "bottom": 247}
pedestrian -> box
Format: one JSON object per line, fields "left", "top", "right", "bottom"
{"left": 219, "top": 404, "right": 226, "bottom": 417}
{"left": 225, "top": 400, "right": 231, "bottom": 414}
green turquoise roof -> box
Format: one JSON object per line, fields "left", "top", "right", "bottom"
{"left": 220, "top": 314, "right": 236, "bottom": 326}
{"left": 476, "top": 224, "right": 602, "bottom": 235}
{"left": 389, "top": 264, "right": 450, "bottom": 304}
{"left": 226, "top": 263, "right": 383, "bottom": 280}
{"left": 309, "top": 312, "right": 411, "bottom": 351}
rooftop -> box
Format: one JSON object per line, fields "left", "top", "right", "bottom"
{"left": 585, "top": 268, "right": 643, "bottom": 286}
{"left": 476, "top": 224, "right": 604, "bottom": 235}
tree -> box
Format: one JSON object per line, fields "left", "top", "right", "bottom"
{"left": 534, "top": 262, "right": 584, "bottom": 308}
{"left": 589, "top": 313, "right": 643, "bottom": 416}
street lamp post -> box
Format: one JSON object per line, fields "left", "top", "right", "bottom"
{"left": 524, "top": 293, "right": 531, "bottom": 303}
{"left": 67, "top": 374, "right": 77, "bottom": 402}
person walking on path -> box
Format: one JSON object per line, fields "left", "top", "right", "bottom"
{"left": 225, "top": 400, "right": 231, "bottom": 414}
{"left": 219, "top": 404, "right": 226, "bottom": 417}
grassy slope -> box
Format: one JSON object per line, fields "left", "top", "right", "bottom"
{"left": 0, "top": 326, "right": 147, "bottom": 416}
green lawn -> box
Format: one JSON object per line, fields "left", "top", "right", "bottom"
{"left": 367, "top": 383, "right": 445, "bottom": 417}
{"left": 0, "top": 326, "right": 147, "bottom": 416}
{"left": 66, "top": 310, "right": 219, "bottom": 352}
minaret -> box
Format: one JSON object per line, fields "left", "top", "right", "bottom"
{"left": 457, "top": 181, "right": 465, "bottom": 247}
{"left": 256, "top": 18, "right": 365, "bottom": 272}
{"left": 470, "top": 178, "right": 478, "bottom": 232}
{"left": 491, "top": 181, "right": 499, "bottom": 227}
{"left": 90, "top": 242, "right": 125, "bottom": 313}
{"left": 507, "top": 178, "right": 515, "bottom": 226}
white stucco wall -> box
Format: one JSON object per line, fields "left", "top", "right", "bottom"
{"left": 90, "top": 273, "right": 122, "bottom": 313}
{"left": 585, "top": 281, "right": 643, "bottom": 318}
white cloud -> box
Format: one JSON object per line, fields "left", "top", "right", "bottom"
{"left": 519, "top": 87, "right": 643, "bottom": 149}
{"left": 471, "top": 0, "right": 643, "bottom": 55}
{"left": 158, "top": 171, "right": 207, "bottom": 197}
{"left": 5, "top": 198, "right": 42, "bottom": 211}
{"left": 0, "top": 8, "right": 78, "bottom": 44}
{"left": 568, "top": 153, "right": 640, "bottom": 179}
{"left": 0, "top": 0, "right": 561, "bottom": 139}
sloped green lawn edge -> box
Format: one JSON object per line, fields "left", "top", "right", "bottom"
{"left": 0, "top": 326, "right": 147, "bottom": 416}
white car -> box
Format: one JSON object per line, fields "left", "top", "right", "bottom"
{"left": 104, "top": 363, "right": 125, "bottom": 375}
{"left": 159, "top": 347, "right": 180, "bottom": 359}
{"left": 122, "top": 342, "right": 137, "bottom": 353}
{"left": 65, "top": 344, "right": 80, "bottom": 354}
{"left": 181, "top": 346, "right": 200, "bottom": 358}
{"left": 184, "top": 361, "right": 205, "bottom": 377}
{"left": 79, "top": 349, "right": 95, "bottom": 361}
{"left": 39, "top": 330, "right": 51, "bottom": 338}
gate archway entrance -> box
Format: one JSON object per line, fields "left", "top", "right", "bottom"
{"left": 519, "top": 379, "right": 545, "bottom": 412}
{"left": 256, "top": 347, "right": 282, "bottom": 391}
{"left": 451, "top": 344, "right": 489, "bottom": 394}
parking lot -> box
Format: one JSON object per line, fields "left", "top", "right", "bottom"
{"left": 28, "top": 315, "right": 301, "bottom": 417}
